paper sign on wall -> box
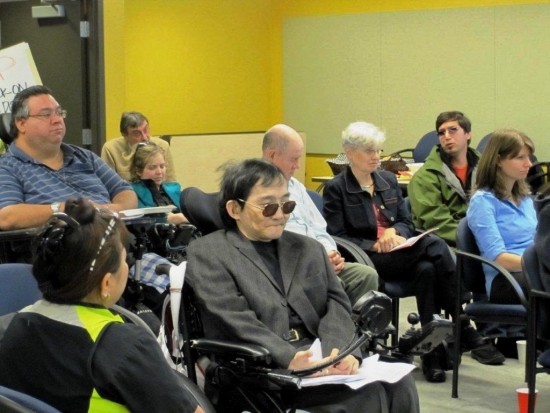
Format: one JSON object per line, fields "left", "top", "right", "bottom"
{"left": 0, "top": 42, "right": 42, "bottom": 114}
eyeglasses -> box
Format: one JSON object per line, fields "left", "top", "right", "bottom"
{"left": 238, "top": 199, "right": 297, "bottom": 217}
{"left": 361, "top": 148, "right": 383, "bottom": 157}
{"left": 27, "top": 109, "right": 67, "bottom": 120}
{"left": 89, "top": 209, "right": 119, "bottom": 274}
{"left": 437, "top": 126, "right": 460, "bottom": 137}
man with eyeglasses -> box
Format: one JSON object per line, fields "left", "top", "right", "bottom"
{"left": 408, "top": 111, "right": 481, "bottom": 248}
{"left": 101, "top": 111, "right": 177, "bottom": 182}
{"left": 0, "top": 85, "right": 137, "bottom": 230}
{"left": 262, "top": 124, "right": 379, "bottom": 306}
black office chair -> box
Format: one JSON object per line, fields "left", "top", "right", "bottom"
{"left": 452, "top": 217, "right": 528, "bottom": 398}
{"left": 521, "top": 246, "right": 550, "bottom": 413}
{"left": 527, "top": 161, "right": 550, "bottom": 194}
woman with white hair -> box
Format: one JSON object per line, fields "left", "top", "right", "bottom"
{"left": 323, "top": 121, "right": 505, "bottom": 383}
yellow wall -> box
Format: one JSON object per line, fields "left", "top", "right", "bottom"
{"left": 103, "top": 0, "right": 126, "bottom": 140}
{"left": 105, "top": 0, "right": 550, "bottom": 140}
{"left": 103, "top": 0, "right": 550, "bottom": 181}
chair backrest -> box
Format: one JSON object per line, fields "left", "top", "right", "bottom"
{"left": 476, "top": 133, "right": 492, "bottom": 153}
{"left": 306, "top": 189, "right": 323, "bottom": 214}
{"left": 522, "top": 245, "right": 550, "bottom": 340}
{"left": 0, "top": 386, "right": 61, "bottom": 413}
{"left": 0, "top": 113, "right": 12, "bottom": 147}
{"left": 0, "top": 264, "right": 41, "bottom": 316}
{"left": 456, "top": 218, "right": 487, "bottom": 294}
{"left": 413, "top": 131, "right": 439, "bottom": 163}
{"left": 180, "top": 187, "right": 226, "bottom": 235}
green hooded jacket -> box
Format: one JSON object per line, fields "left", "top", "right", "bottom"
{"left": 408, "top": 145, "right": 480, "bottom": 247}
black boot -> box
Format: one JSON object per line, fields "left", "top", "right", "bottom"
{"left": 421, "top": 344, "right": 446, "bottom": 383}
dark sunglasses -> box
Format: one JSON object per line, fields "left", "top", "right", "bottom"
{"left": 238, "top": 199, "right": 297, "bottom": 217}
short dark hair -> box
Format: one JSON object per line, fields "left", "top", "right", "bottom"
{"left": 435, "top": 111, "right": 472, "bottom": 134}
{"left": 219, "top": 158, "right": 286, "bottom": 227}
{"left": 120, "top": 111, "right": 148, "bottom": 135}
{"left": 32, "top": 198, "right": 128, "bottom": 304}
{"left": 8, "top": 85, "right": 53, "bottom": 143}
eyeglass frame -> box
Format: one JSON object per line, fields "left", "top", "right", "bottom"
{"left": 237, "top": 199, "right": 297, "bottom": 217}
{"left": 26, "top": 109, "right": 67, "bottom": 120}
{"left": 437, "top": 126, "right": 460, "bottom": 137}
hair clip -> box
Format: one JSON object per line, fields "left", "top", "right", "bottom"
{"left": 53, "top": 212, "right": 80, "bottom": 229}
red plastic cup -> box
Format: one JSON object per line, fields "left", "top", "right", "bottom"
{"left": 516, "top": 387, "right": 538, "bottom": 413}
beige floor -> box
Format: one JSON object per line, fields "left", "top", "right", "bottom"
{"left": 398, "top": 297, "right": 550, "bottom": 413}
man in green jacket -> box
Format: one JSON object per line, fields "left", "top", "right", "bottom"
{"left": 408, "top": 111, "right": 480, "bottom": 247}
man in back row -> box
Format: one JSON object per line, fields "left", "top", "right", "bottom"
{"left": 408, "top": 111, "right": 480, "bottom": 247}
{"left": 262, "top": 124, "right": 379, "bottom": 306}
{"left": 101, "top": 111, "right": 177, "bottom": 182}
{"left": 0, "top": 86, "right": 137, "bottom": 230}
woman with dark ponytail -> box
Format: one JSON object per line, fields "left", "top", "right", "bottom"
{"left": 0, "top": 198, "right": 203, "bottom": 413}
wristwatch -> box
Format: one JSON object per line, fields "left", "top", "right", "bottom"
{"left": 50, "top": 202, "right": 61, "bottom": 213}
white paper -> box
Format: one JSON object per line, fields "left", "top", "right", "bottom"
{"left": 120, "top": 205, "right": 176, "bottom": 218}
{"left": 390, "top": 227, "right": 439, "bottom": 251}
{"left": 301, "top": 340, "right": 416, "bottom": 389}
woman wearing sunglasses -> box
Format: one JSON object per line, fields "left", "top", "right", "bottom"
{"left": 186, "top": 158, "right": 419, "bottom": 413}
{"left": 0, "top": 198, "right": 203, "bottom": 413}
{"left": 131, "top": 140, "right": 188, "bottom": 224}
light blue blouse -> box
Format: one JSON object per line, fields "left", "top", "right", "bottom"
{"left": 467, "top": 190, "right": 537, "bottom": 295}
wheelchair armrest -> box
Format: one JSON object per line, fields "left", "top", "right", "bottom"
{"left": 192, "top": 338, "right": 272, "bottom": 364}
{"left": 455, "top": 250, "right": 529, "bottom": 307}
{"left": 0, "top": 227, "right": 40, "bottom": 242}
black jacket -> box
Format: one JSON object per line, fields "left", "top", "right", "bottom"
{"left": 323, "top": 166, "right": 414, "bottom": 252}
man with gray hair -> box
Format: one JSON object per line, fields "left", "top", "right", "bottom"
{"left": 262, "top": 124, "right": 379, "bottom": 306}
{"left": 101, "top": 111, "right": 177, "bottom": 182}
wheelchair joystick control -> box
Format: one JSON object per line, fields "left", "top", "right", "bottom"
{"left": 397, "top": 313, "right": 453, "bottom": 356}
{"left": 406, "top": 313, "right": 420, "bottom": 327}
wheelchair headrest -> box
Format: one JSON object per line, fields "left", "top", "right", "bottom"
{"left": 352, "top": 290, "right": 392, "bottom": 336}
{"left": 180, "top": 187, "right": 226, "bottom": 236}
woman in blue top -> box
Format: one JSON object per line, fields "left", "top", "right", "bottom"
{"left": 467, "top": 129, "right": 537, "bottom": 304}
{"left": 131, "top": 140, "right": 188, "bottom": 225}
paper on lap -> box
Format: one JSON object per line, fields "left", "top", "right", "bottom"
{"left": 301, "top": 339, "right": 415, "bottom": 389}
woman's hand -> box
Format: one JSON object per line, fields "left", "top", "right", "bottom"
{"left": 288, "top": 348, "right": 359, "bottom": 377}
{"left": 375, "top": 228, "right": 407, "bottom": 253}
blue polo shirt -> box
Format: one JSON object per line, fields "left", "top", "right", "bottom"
{"left": 0, "top": 143, "right": 133, "bottom": 208}
{"left": 467, "top": 189, "right": 537, "bottom": 295}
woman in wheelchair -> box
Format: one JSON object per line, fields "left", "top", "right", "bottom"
{"left": 0, "top": 198, "right": 203, "bottom": 413}
{"left": 131, "top": 139, "right": 189, "bottom": 225}
{"left": 186, "top": 159, "right": 419, "bottom": 413}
